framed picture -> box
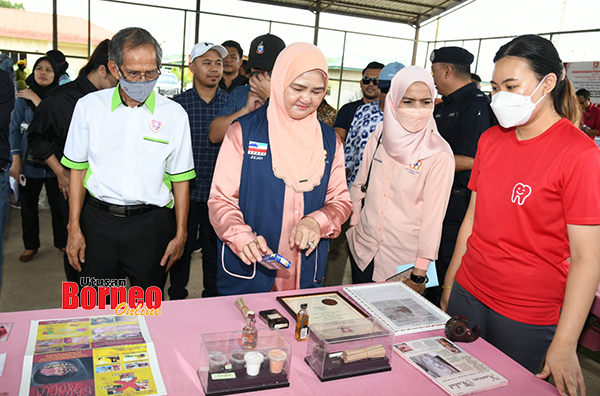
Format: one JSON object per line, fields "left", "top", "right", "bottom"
{"left": 277, "top": 291, "right": 368, "bottom": 326}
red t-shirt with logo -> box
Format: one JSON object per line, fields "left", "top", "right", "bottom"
{"left": 456, "top": 118, "right": 600, "bottom": 325}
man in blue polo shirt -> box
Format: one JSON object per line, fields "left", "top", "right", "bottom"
{"left": 169, "top": 42, "right": 229, "bottom": 299}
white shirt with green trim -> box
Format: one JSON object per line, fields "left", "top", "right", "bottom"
{"left": 62, "top": 86, "right": 196, "bottom": 207}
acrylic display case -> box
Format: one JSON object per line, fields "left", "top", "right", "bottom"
{"left": 198, "top": 328, "right": 291, "bottom": 395}
{"left": 304, "top": 317, "right": 394, "bottom": 382}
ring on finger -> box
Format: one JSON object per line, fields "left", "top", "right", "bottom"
{"left": 308, "top": 241, "right": 315, "bottom": 249}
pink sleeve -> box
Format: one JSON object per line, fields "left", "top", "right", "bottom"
{"left": 417, "top": 151, "right": 455, "bottom": 260}
{"left": 349, "top": 124, "right": 382, "bottom": 226}
{"left": 307, "top": 133, "right": 352, "bottom": 238}
{"left": 208, "top": 122, "right": 256, "bottom": 254}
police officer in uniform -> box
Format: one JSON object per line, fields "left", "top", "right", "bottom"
{"left": 427, "top": 47, "right": 496, "bottom": 307}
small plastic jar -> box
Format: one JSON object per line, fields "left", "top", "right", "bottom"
{"left": 268, "top": 349, "right": 287, "bottom": 374}
{"left": 208, "top": 351, "right": 227, "bottom": 373}
{"left": 244, "top": 351, "right": 264, "bottom": 376}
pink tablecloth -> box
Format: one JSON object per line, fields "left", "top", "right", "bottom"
{"left": 0, "top": 286, "right": 558, "bottom": 395}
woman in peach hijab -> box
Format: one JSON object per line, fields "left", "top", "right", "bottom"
{"left": 348, "top": 66, "right": 454, "bottom": 293}
{"left": 208, "top": 43, "right": 351, "bottom": 295}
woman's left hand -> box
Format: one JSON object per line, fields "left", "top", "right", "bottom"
{"left": 17, "top": 88, "right": 35, "bottom": 101}
{"left": 536, "top": 340, "right": 585, "bottom": 396}
{"left": 289, "top": 217, "right": 321, "bottom": 256}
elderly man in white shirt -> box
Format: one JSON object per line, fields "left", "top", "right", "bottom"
{"left": 62, "top": 27, "right": 196, "bottom": 291}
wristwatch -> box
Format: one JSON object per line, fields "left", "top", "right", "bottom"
{"left": 410, "top": 273, "right": 428, "bottom": 285}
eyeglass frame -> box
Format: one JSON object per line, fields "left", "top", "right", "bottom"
{"left": 361, "top": 77, "right": 378, "bottom": 86}
{"left": 117, "top": 66, "right": 161, "bottom": 82}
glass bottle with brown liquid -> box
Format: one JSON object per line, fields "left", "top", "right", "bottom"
{"left": 295, "top": 303, "right": 309, "bottom": 341}
{"left": 242, "top": 311, "right": 258, "bottom": 349}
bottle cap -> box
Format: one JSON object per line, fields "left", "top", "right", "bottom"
{"left": 300, "top": 303, "right": 308, "bottom": 309}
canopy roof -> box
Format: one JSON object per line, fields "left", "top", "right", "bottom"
{"left": 239, "top": 0, "right": 470, "bottom": 26}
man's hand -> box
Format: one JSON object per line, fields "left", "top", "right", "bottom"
{"left": 249, "top": 71, "right": 271, "bottom": 101}
{"left": 243, "top": 90, "right": 265, "bottom": 114}
{"left": 160, "top": 234, "right": 186, "bottom": 271}
{"left": 9, "top": 161, "right": 22, "bottom": 181}
{"left": 66, "top": 225, "right": 86, "bottom": 272}
{"left": 289, "top": 216, "right": 321, "bottom": 256}
{"left": 57, "top": 167, "right": 70, "bottom": 199}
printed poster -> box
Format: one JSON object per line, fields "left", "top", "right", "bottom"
{"left": 19, "top": 315, "right": 166, "bottom": 396}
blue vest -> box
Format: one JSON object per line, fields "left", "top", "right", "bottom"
{"left": 217, "top": 106, "right": 336, "bottom": 295}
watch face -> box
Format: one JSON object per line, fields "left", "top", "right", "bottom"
{"left": 410, "top": 273, "right": 427, "bottom": 285}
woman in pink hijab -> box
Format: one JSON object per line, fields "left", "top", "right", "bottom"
{"left": 347, "top": 66, "right": 454, "bottom": 293}
{"left": 208, "top": 43, "right": 351, "bottom": 295}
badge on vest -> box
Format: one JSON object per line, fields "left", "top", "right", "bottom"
{"left": 248, "top": 141, "right": 268, "bottom": 160}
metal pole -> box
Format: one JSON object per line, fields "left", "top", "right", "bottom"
{"left": 475, "top": 39, "right": 482, "bottom": 74}
{"left": 269, "top": 21, "right": 272, "bottom": 34}
{"left": 52, "top": 0, "right": 58, "bottom": 50}
{"left": 313, "top": 0, "right": 321, "bottom": 46}
{"left": 424, "top": 41, "right": 430, "bottom": 68}
{"left": 336, "top": 31, "right": 347, "bottom": 109}
{"left": 87, "top": 0, "right": 91, "bottom": 57}
{"left": 181, "top": 11, "right": 187, "bottom": 93}
{"left": 411, "top": 16, "right": 421, "bottom": 66}
{"left": 195, "top": 0, "right": 200, "bottom": 44}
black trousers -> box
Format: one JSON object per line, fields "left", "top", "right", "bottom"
{"left": 19, "top": 177, "right": 65, "bottom": 250}
{"left": 426, "top": 193, "right": 470, "bottom": 307}
{"left": 58, "top": 193, "right": 79, "bottom": 283}
{"left": 349, "top": 250, "right": 375, "bottom": 284}
{"left": 168, "top": 201, "right": 218, "bottom": 299}
{"left": 447, "top": 281, "right": 556, "bottom": 374}
{"left": 79, "top": 202, "right": 175, "bottom": 291}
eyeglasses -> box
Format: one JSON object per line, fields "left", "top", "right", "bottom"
{"left": 380, "top": 86, "right": 390, "bottom": 94}
{"left": 118, "top": 66, "right": 161, "bottom": 82}
{"left": 361, "top": 77, "right": 378, "bottom": 86}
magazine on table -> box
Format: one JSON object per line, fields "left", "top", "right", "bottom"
{"left": 19, "top": 314, "right": 166, "bottom": 396}
{"left": 344, "top": 281, "right": 450, "bottom": 335}
{"left": 394, "top": 337, "right": 508, "bottom": 395}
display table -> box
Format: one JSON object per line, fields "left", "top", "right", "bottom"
{"left": 0, "top": 286, "right": 558, "bottom": 395}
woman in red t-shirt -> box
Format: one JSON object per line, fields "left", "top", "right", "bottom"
{"left": 440, "top": 34, "right": 600, "bottom": 396}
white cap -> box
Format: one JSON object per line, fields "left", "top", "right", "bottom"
{"left": 189, "top": 42, "right": 228, "bottom": 63}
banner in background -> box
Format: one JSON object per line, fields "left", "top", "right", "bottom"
{"left": 565, "top": 61, "right": 600, "bottom": 103}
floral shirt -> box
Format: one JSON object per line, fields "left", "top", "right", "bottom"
{"left": 344, "top": 100, "right": 383, "bottom": 188}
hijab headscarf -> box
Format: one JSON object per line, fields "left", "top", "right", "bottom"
{"left": 381, "top": 66, "right": 452, "bottom": 164}
{"left": 24, "top": 56, "right": 59, "bottom": 110}
{"left": 267, "top": 42, "right": 329, "bottom": 193}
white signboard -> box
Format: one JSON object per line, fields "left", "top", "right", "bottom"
{"left": 565, "top": 61, "right": 600, "bottom": 103}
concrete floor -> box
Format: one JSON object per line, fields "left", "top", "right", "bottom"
{"left": 0, "top": 203, "right": 599, "bottom": 393}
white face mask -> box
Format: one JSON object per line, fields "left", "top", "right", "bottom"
{"left": 490, "top": 75, "right": 548, "bottom": 128}
{"left": 396, "top": 108, "right": 432, "bottom": 133}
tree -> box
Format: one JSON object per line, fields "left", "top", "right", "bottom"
{"left": 0, "top": 0, "right": 25, "bottom": 9}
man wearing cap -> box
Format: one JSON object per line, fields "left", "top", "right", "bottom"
{"left": 219, "top": 40, "right": 248, "bottom": 93}
{"left": 333, "top": 61, "right": 384, "bottom": 142}
{"left": 427, "top": 46, "right": 495, "bottom": 306}
{"left": 169, "top": 42, "right": 229, "bottom": 299}
{"left": 208, "top": 33, "right": 286, "bottom": 144}
{"left": 62, "top": 27, "right": 195, "bottom": 291}
{"left": 325, "top": 62, "right": 404, "bottom": 286}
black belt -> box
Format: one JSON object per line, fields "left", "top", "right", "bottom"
{"left": 451, "top": 187, "right": 471, "bottom": 197}
{"left": 86, "top": 195, "right": 158, "bottom": 217}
